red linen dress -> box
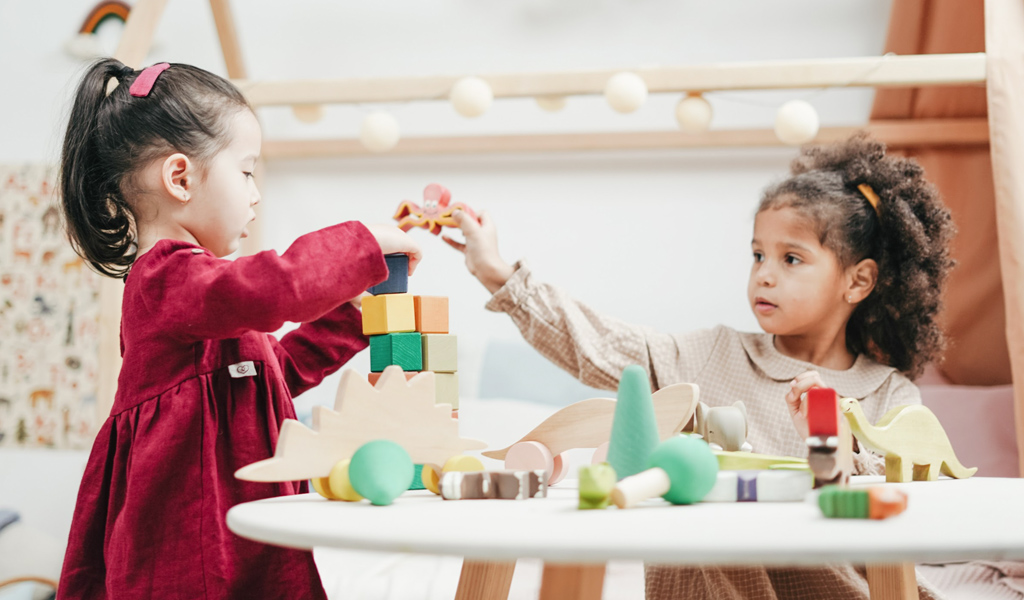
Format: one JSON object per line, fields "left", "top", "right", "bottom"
{"left": 57, "top": 222, "right": 387, "bottom": 599}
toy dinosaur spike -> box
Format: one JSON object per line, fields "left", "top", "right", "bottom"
{"left": 840, "top": 398, "right": 977, "bottom": 483}
{"left": 235, "top": 366, "right": 486, "bottom": 482}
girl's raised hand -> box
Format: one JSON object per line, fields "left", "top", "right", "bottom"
{"left": 443, "top": 210, "right": 514, "bottom": 294}
{"left": 365, "top": 224, "right": 423, "bottom": 275}
{"left": 785, "top": 370, "right": 826, "bottom": 440}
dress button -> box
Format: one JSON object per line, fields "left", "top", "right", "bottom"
{"left": 191, "top": 248, "right": 204, "bottom": 254}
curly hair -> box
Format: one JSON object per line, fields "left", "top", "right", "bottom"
{"left": 758, "top": 133, "right": 956, "bottom": 379}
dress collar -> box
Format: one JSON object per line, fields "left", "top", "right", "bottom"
{"left": 737, "top": 331, "right": 899, "bottom": 398}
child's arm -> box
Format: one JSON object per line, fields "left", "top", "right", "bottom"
{"left": 268, "top": 301, "right": 366, "bottom": 398}
{"left": 444, "top": 211, "right": 717, "bottom": 390}
{"left": 149, "top": 222, "right": 419, "bottom": 342}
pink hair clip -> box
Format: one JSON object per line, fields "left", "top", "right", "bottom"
{"left": 129, "top": 63, "right": 170, "bottom": 98}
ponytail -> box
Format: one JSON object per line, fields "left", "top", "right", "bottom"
{"left": 60, "top": 59, "right": 138, "bottom": 278}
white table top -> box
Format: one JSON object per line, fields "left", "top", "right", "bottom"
{"left": 227, "top": 476, "right": 1024, "bottom": 567}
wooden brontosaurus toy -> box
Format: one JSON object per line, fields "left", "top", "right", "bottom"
{"left": 840, "top": 398, "right": 977, "bottom": 483}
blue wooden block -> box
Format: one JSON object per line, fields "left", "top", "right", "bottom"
{"left": 368, "top": 253, "right": 409, "bottom": 295}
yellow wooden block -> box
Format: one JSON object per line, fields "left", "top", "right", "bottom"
{"left": 362, "top": 293, "right": 416, "bottom": 335}
{"left": 435, "top": 372, "right": 459, "bottom": 409}
{"left": 422, "top": 334, "right": 458, "bottom": 373}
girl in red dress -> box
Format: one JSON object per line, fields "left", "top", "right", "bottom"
{"left": 56, "top": 59, "right": 421, "bottom": 599}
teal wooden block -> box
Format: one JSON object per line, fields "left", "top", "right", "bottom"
{"left": 607, "top": 365, "right": 660, "bottom": 480}
{"left": 422, "top": 334, "right": 458, "bottom": 373}
{"left": 370, "top": 333, "right": 423, "bottom": 372}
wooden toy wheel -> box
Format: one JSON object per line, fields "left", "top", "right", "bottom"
{"left": 504, "top": 441, "right": 555, "bottom": 481}
{"left": 421, "top": 463, "right": 443, "bottom": 495}
{"left": 312, "top": 459, "right": 363, "bottom": 502}
{"left": 548, "top": 453, "right": 570, "bottom": 485}
{"left": 591, "top": 442, "right": 610, "bottom": 465}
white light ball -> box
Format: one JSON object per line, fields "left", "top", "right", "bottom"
{"left": 604, "top": 72, "right": 648, "bottom": 114}
{"left": 292, "top": 104, "right": 325, "bottom": 124}
{"left": 449, "top": 77, "right": 493, "bottom": 118}
{"left": 359, "top": 111, "right": 400, "bottom": 153}
{"left": 675, "top": 94, "right": 713, "bottom": 133}
{"left": 775, "top": 100, "right": 820, "bottom": 145}
{"left": 535, "top": 95, "right": 567, "bottom": 112}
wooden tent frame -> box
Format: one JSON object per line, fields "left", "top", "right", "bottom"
{"left": 95, "top": 1, "right": 1019, "bottom": 598}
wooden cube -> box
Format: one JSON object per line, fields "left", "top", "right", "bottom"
{"left": 368, "top": 253, "right": 409, "bottom": 295}
{"left": 362, "top": 293, "right": 415, "bottom": 335}
{"left": 421, "top": 334, "right": 458, "bottom": 373}
{"left": 368, "top": 371, "right": 419, "bottom": 386}
{"left": 414, "top": 296, "right": 449, "bottom": 334}
{"left": 370, "top": 333, "right": 422, "bottom": 372}
{"left": 434, "top": 372, "right": 459, "bottom": 409}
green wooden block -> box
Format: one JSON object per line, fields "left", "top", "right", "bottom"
{"left": 578, "top": 463, "right": 617, "bottom": 510}
{"left": 818, "top": 486, "right": 869, "bottom": 518}
{"left": 370, "top": 333, "right": 422, "bottom": 372}
{"left": 422, "top": 334, "right": 458, "bottom": 373}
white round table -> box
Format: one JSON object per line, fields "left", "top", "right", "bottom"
{"left": 227, "top": 476, "right": 1024, "bottom": 599}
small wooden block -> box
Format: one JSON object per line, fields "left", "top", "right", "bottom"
{"left": 370, "top": 333, "right": 422, "bottom": 372}
{"left": 807, "top": 388, "right": 838, "bottom": 437}
{"left": 578, "top": 463, "right": 617, "bottom": 509}
{"left": 368, "top": 253, "right": 409, "bottom": 295}
{"left": 702, "top": 469, "right": 812, "bottom": 502}
{"left": 422, "top": 334, "right": 458, "bottom": 372}
{"left": 362, "top": 293, "right": 416, "bottom": 335}
{"left": 414, "top": 295, "right": 449, "bottom": 333}
{"left": 434, "top": 372, "right": 459, "bottom": 408}
{"left": 440, "top": 470, "right": 547, "bottom": 500}
{"left": 368, "top": 371, "right": 419, "bottom": 386}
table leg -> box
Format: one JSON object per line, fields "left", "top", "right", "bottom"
{"left": 455, "top": 560, "right": 516, "bottom": 600}
{"left": 866, "top": 563, "right": 919, "bottom": 600}
{"left": 539, "top": 563, "right": 606, "bottom": 600}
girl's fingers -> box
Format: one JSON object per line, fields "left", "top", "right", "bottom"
{"left": 442, "top": 235, "right": 466, "bottom": 253}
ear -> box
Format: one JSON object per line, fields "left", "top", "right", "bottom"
{"left": 160, "top": 153, "right": 194, "bottom": 204}
{"left": 846, "top": 258, "right": 878, "bottom": 304}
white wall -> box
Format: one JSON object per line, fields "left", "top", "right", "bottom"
{"left": 0, "top": 0, "right": 892, "bottom": 413}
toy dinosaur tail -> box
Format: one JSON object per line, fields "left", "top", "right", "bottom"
{"left": 941, "top": 457, "right": 978, "bottom": 479}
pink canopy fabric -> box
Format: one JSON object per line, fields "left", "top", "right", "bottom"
{"left": 870, "top": 0, "right": 1024, "bottom": 476}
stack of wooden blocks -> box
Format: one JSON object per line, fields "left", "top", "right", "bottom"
{"left": 362, "top": 254, "right": 460, "bottom": 414}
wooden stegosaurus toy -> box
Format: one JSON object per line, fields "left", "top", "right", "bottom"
{"left": 840, "top": 398, "right": 977, "bottom": 483}
{"left": 235, "top": 366, "right": 487, "bottom": 482}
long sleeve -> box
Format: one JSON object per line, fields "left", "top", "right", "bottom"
{"left": 485, "top": 261, "right": 720, "bottom": 391}
{"left": 138, "top": 222, "right": 387, "bottom": 342}
{"left": 269, "top": 301, "right": 367, "bottom": 398}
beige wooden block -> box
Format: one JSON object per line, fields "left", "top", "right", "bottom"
{"left": 435, "top": 372, "right": 459, "bottom": 409}
{"left": 422, "top": 334, "right": 458, "bottom": 373}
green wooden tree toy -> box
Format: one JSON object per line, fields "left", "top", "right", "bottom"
{"left": 606, "top": 365, "right": 660, "bottom": 480}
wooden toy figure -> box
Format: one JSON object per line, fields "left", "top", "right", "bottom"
{"left": 393, "top": 183, "right": 479, "bottom": 235}
{"left": 693, "top": 401, "right": 752, "bottom": 452}
{"left": 805, "top": 388, "right": 854, "bottom": 488}
{"left": 817, "top": 485, "right": 908, "bottom": 520}
{"left": 840, "top": 398, "right": 977, "bottom": 483}
{"left": 611, "top": 435, "right": 719, "bottom": 509}
{"left": 578, "top": 463, "right": 617, "bottom": 510}
{"left": 440, "top": 470, "right": 547, "bottom": 500}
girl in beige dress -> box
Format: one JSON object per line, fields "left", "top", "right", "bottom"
{"left": 445, "top": 135, "right": 956, "bottom": 600}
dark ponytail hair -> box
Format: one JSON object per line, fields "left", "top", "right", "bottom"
{"left": 60, "top": 58, "right": 250, "bottom": 278}
{"left": 758, "top": 134, "right": 956, "bottom": 379}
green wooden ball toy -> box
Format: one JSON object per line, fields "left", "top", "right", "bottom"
{"left": 348, "top": 440, "right": 414, "bottom": 506}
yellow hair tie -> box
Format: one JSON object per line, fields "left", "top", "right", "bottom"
{"left": 857, "top": 183, "right": 882, "bottom": 218}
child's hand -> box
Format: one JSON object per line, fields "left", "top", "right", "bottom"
{"left": 365, "top": 224, "right": 422, "bottom": 275}
{"left": 785, "top": 370, "right": 826, "bottom": 440}
{"left": 443, "top": 210, "right": 515, "bottom": 294}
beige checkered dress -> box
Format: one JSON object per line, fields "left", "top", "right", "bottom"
{"left": 485, "top": 262, "right": 946, "bottom": 600}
